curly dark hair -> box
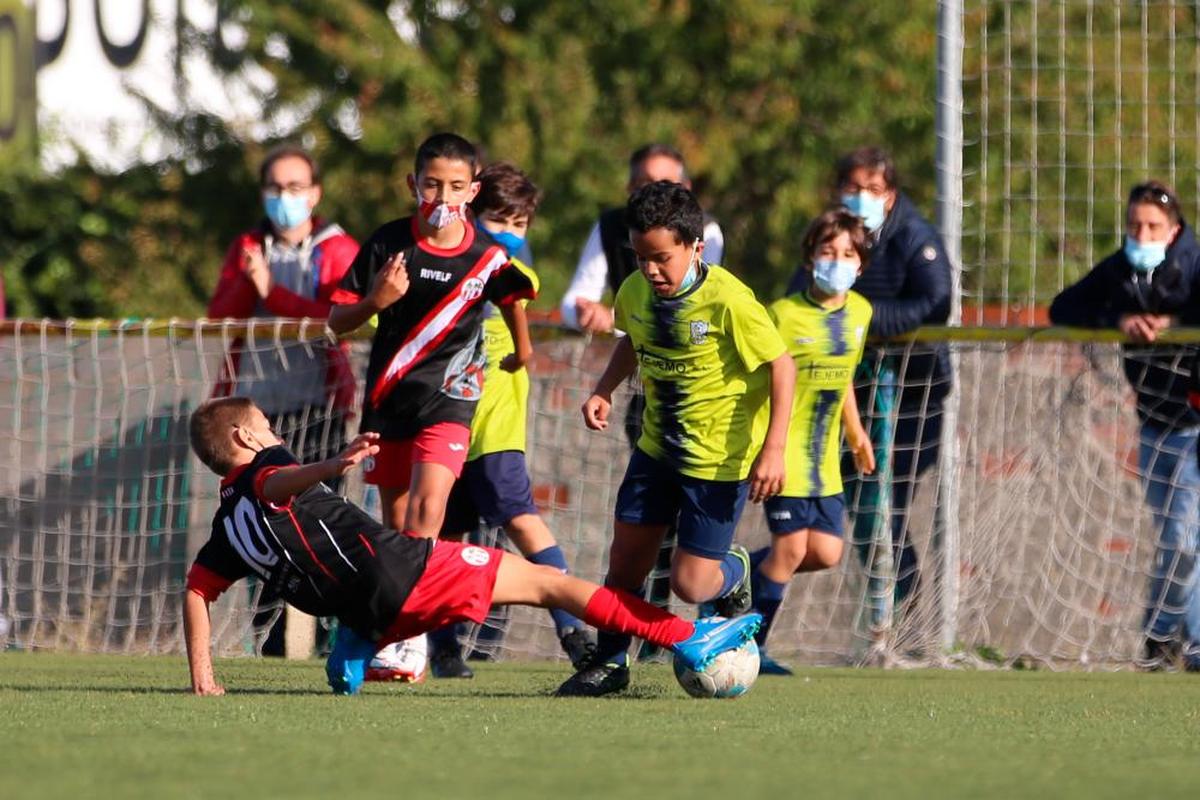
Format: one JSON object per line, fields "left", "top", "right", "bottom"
{"left": 625, "top": 180, "right": 704, "bottom": 244}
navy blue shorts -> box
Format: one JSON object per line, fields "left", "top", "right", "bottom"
{"left": 442, "top": 451, "right": 540, "bottom": 534}
{"left": 614, "top": 448, "right": 750, "bottom": 560}
{"left": 763, "top": 494, "right": 845, "bottom": 537}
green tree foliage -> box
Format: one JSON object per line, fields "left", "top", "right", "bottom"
{"left": 0, "top": 0, "right": 940, "bottom": 318}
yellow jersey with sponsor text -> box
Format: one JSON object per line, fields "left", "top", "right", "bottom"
{"left": 764, "top": 290, "right": 872, "bottom": 498}
{"left": 613, "top": 265, "right": 786, "bottom": 481}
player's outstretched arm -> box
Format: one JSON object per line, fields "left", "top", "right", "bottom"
{"left": 260, "top": 433, "right": 381, "bottom": 505}
{"left": 498, "top": 302, "right": 533, "bottom": 373}
{"left": 582, "top": 336, "right": 637, "bottom": 431}
{"left": 842, "top": 379, "right": 875, "bottom": 475}
{"left": 184, "top": 589, "right": 224, "bottom": 696}
{"left": 328, "top": 253, "right": 409, "bottom": 335}
{"left": 748, "top": 352, "right": 795, "bottom": 503}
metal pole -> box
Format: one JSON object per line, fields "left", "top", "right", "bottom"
{"left": 934, "top": 0, "right": 964, "bottom": 655}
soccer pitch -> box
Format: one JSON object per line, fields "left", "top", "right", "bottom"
{"left": 2, "top": 654, "right": 1199, "bottom": 799}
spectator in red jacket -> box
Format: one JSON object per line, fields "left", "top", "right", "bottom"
{"left": 208, "top": 145, "right": 359, "bottom": 465}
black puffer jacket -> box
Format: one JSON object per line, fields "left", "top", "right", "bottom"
{"left": 1051, "top": 224, "right": 1200, "bottom": 428}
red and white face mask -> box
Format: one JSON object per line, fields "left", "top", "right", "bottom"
{"left": 418, "top": 198, "right": 468, "bottom": 229}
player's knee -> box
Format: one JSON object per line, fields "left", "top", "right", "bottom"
{"left": 407, "top": 492, "right": 446, "bottom": 531}
{"left": 773, "top": 534, "right": 809, "bottom": 572}
{"left": 807, "top": 537, "right": 844, "bottom": 571}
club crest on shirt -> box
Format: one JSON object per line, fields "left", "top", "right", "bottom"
{"left": 460, "top": 277, "right": 485, "bottom": 302}
{"left": 922, "top": 245, "right": 938, "bottom": 262}
{"left": 689, "top": 320, "right": 709, "bottom": 345}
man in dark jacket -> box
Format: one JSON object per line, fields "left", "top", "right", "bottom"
{"left": 787, "top": 147, "right": 953, "bottom": 636}
{"left": 1051, "top": 180, "right": 1200, "bottom": 670}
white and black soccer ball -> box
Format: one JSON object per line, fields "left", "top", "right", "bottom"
{"left": 672, "top": 638, "right": 760, "bottom": 699}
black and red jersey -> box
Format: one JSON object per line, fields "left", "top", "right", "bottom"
{"left": 331, "top": 217, "right": 536, "bottom": 440}
{"left": 186, "top": 446, "right": 433, "bottom": 640}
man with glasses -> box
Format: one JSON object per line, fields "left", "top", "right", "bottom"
{"left": 786, "top": 147, "right": 952, "bottom": 650}
{"left": 207, "top": 145, "right": 360, "bottom": 656}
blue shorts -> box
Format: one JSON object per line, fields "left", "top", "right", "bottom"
{"left": 614, "top": 448, "right": 750, "bottom": 560}
{"left": 763, "top": 494, "right": 845, "bottom": 537}
{"left": 442, "top": 451, "right": 540, "bottom": 534}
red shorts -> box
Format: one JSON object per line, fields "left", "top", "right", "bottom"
{"left": 363, "top": 422, "right": 471, "bottom": 489}
{"left": 380, "top": 540, "right": 504, "bottom": 644}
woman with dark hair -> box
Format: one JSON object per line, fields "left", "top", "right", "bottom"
{"left": 1051, "top": 180, "right": 1200, "bottom": 671}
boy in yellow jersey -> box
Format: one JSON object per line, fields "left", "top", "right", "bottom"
{"left": 424, "top": 163, "right": 596, "bottom": 678}
{"left": 557, "top": 181, "right": 795, "bottom": 697}
{"left": 749, "top": 208, "right": 877, "bottom": 675}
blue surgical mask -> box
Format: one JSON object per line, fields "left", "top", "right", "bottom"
{"left": 476, "top": 221, "right": 525, "bottom": 257}
{"left": 672, "top": 239, "right": 702, "bottom": 296}
{"left": 264, "top": 192, "right": 313, "bottom": 231}
{"left": 812, "top": 259, "right": 859, "bottom": 295}
{"left": 841, "top": 192, "right": 888, "bottom": 232}
{"left": 1124, "top": 236, "right": 1168, "bottom": 273}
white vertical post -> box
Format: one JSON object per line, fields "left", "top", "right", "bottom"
{"left": 935, "top": 0, "right": 964, "bottom": 655}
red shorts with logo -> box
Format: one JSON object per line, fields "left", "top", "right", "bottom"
{"left": 363, "top": 421, "right": 471, "bottom": 489}
{"left": 379, "top": 540, "right": 504, "bottom": 644}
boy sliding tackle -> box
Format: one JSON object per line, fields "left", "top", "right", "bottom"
{"left": 558, "top": 181, "right": 795, "bottom": 697}
{"left": 182, "top": 398, "right": 761, "bottom": 696}
{"left": 747, "top": 208, "right": 876, "bottom": 675}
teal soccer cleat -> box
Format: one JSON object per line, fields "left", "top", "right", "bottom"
{"left": 326, "top": 626, "right": 379, "bottom": 695}
{"left": 672, "top": 613, "right": 762, "bottom": 672}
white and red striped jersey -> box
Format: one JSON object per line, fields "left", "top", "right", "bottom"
{"left": 332, "top": 217, "right": 536, "bottom": 440}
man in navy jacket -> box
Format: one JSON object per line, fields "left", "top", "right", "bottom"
{"left": 1051, "top": 180, "right": 1200, "bottom": 670}
{"left": 788, "top": 148, "right": 952, "bottom": 635}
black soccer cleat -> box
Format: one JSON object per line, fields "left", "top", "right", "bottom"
{"left": 554, "top": 660, "right": 631, "bottom": 697}
{"left": 1140, "top": 637, "right": 1182, "bottom": 672}
{"left": 559, "top": 627, "right": 597, "bottom": 671}
{"left": 430, "top": 649, "right": 475, "bottom": 679}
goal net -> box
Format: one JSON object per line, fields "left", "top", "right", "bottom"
{"left": 961, "top": 0, "right": 1200, "bottom": 320}
{"left": 0, "top": 319, "right": 1193, "bottom": 669}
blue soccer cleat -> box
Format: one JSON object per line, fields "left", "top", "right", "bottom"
{"left": 326, "top": 626, "right": 379, "bottom": 695}
{"left": 672, "top": 613, "right": 762, "bottom": 672}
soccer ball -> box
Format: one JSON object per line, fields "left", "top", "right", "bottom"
{"left": 366, "top": 634, "right": 428, "bottom": 683}
{"left": 672, "top": 638, "right": 760, "bottom": 699}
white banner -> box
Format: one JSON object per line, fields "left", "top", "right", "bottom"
{"left": 36, "top": 0, "right": 272, "bottom": 170}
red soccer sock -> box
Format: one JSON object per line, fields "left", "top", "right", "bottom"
{"left": 583, "top": 587, "right": 695, "bottom": 648}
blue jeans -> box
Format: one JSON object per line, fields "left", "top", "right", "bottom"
{"left": 1139, "top": 422, "right": 1200, "bottom": 651}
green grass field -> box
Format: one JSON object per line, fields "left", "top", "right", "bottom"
{"left": 3, "top": 653, "right": 1200, "bottom": 799}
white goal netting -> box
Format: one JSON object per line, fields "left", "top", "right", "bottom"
{"left": 1, "top": 320, "right": 1195, "bottom": 669}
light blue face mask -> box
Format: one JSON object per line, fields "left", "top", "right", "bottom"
{"left": 841, "top": 192, "right": 888, "bottom": 232}
{"left": 476, "top": 220, "right": 526, "bottom": 258}
{"left": 812, "top": 259, "right": 859, "bottom": 295}
{"left": 264, "top": 192, "right": 313, "bottom": 231}
{"left": 672, "top": 239, "right": 702, "bottom": 296}
{"left": 1123, "top": 236, "right": 1168, "bottom": 273}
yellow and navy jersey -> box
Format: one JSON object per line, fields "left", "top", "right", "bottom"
{"left": 468, "top": 258, "right": 540, "bottom": 460}
{"left": 764, "top": 290, "right": 872, "bottom": 498}
{"left": 614, "top": 264, "right": 787, "bottom": 481}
